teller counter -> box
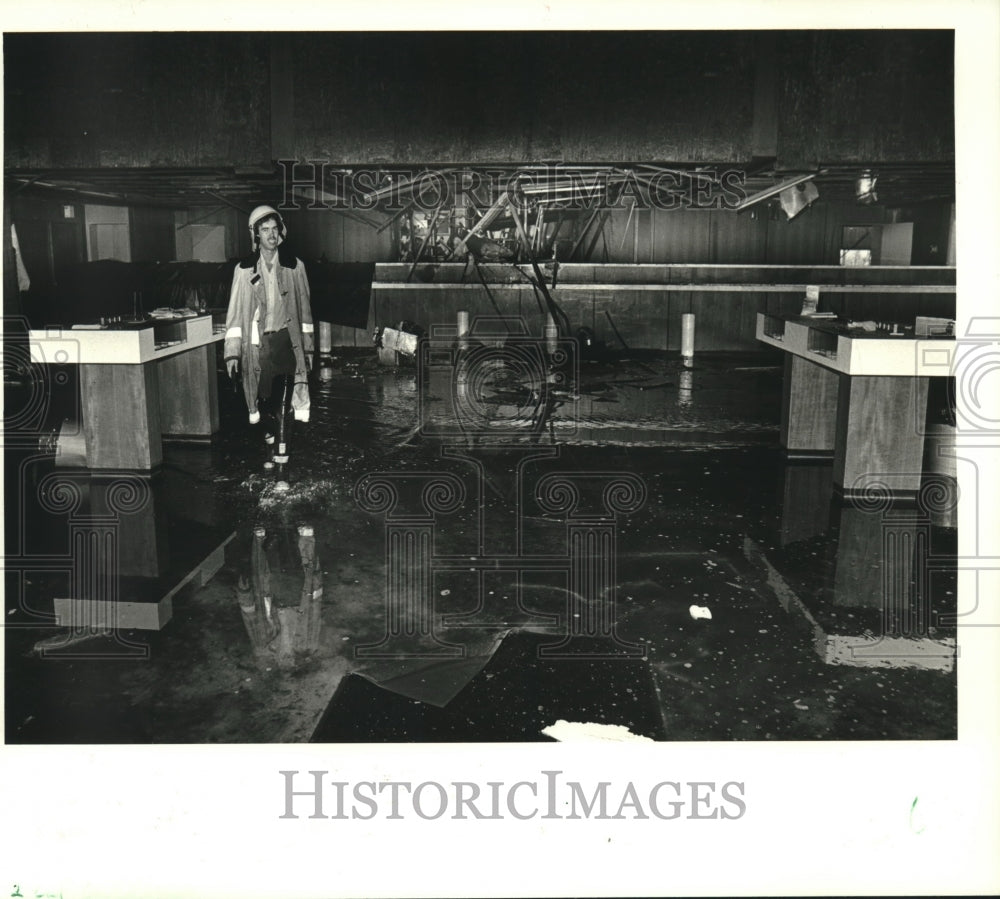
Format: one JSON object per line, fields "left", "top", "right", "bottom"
{"left": 756, "top": 313, "right": 955, "bottom": 497}
{"left": 29, "top": 314, "right": 225, "bottom": 470}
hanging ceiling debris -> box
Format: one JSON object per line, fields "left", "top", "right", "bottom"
{"left": 4, "top": 161, "right": 955, "bottom": 214}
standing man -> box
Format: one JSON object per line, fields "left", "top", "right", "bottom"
{"left": 224, "top": 205, "right": 313, "bottom": 463}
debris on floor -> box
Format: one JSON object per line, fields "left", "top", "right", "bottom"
{"left": 4, "top": 348, "right": 957, "bottom": 743}
{"left": 541, "top": 720, "right": 656, "bottom": 743}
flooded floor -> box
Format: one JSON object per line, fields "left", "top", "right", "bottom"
{"left": 4, "top": 349, "right": 957, "bottom": 742}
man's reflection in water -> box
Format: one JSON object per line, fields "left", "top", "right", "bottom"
{"left": 236, "top": 524, "right": 322, "bottom": 669}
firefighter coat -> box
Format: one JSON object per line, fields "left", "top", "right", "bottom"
{"left": 224, "top": 246, "right": 314, "bottom": 423}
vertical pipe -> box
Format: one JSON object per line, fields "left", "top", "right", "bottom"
{"left": 544, "top": 313, "right": 558, "bottom": 355}
{"left": 681, "top": 313, "right": 695, "bottom": 359}
{"left": 679, "top": 368, "right": 693, "bottom": 406}
{"left": 456, "top": 310, "right": 470, "bottom": 401}
{"left": 319, "top": 321, "right": 332, "bottom": 356}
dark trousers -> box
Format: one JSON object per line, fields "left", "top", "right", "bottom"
{"left": 258, "top": 329, "right": 295, "bottom": 400}
{"left": 258, "top": 329, "right": 296, "bottom": 448}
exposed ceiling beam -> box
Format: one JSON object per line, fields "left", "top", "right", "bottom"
{"left": 732, "top": 173, "right": 817, "bottom": 212}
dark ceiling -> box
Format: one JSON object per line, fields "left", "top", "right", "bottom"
{"left": 3, "top": 31, "right": 956, "bottom": 212}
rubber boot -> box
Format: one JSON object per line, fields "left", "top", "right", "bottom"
{"left": 260, "top": 393, "right": 277, "bottom": 470}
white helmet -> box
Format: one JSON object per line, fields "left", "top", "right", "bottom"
{"left": 248, "top": 205, "right": 286, "bottom": 245}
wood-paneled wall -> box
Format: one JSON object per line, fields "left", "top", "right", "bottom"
{"left": 130, "top": 206, "right": 176, "bottom": 263}
{"left": 364, "top": 283, "right": 951, "bottom": 352}
{"left": 282, "top": 198, "right": 903, "bottom": 267}
{"left": 8, "top": 194, "right": 86, "bottom": 289}
{"left": 570, "top": 200, "right": 894, "bottom": 265}
{"left": 346, "top": 262, "right": 954, "bottom": 352}
{"left": 286, "top": 197, "right": 954, "bottom": 351}
{"left": 290, "top": 209, "right": 395, "bottom": 264}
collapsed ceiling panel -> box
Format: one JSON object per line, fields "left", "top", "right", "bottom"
{"left": 4, "top": 161, "right": 956, "bottom": 212}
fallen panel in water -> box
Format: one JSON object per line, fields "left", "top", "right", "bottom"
{"left": 311, "top": 630, "right": 667, "bottom": 742}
